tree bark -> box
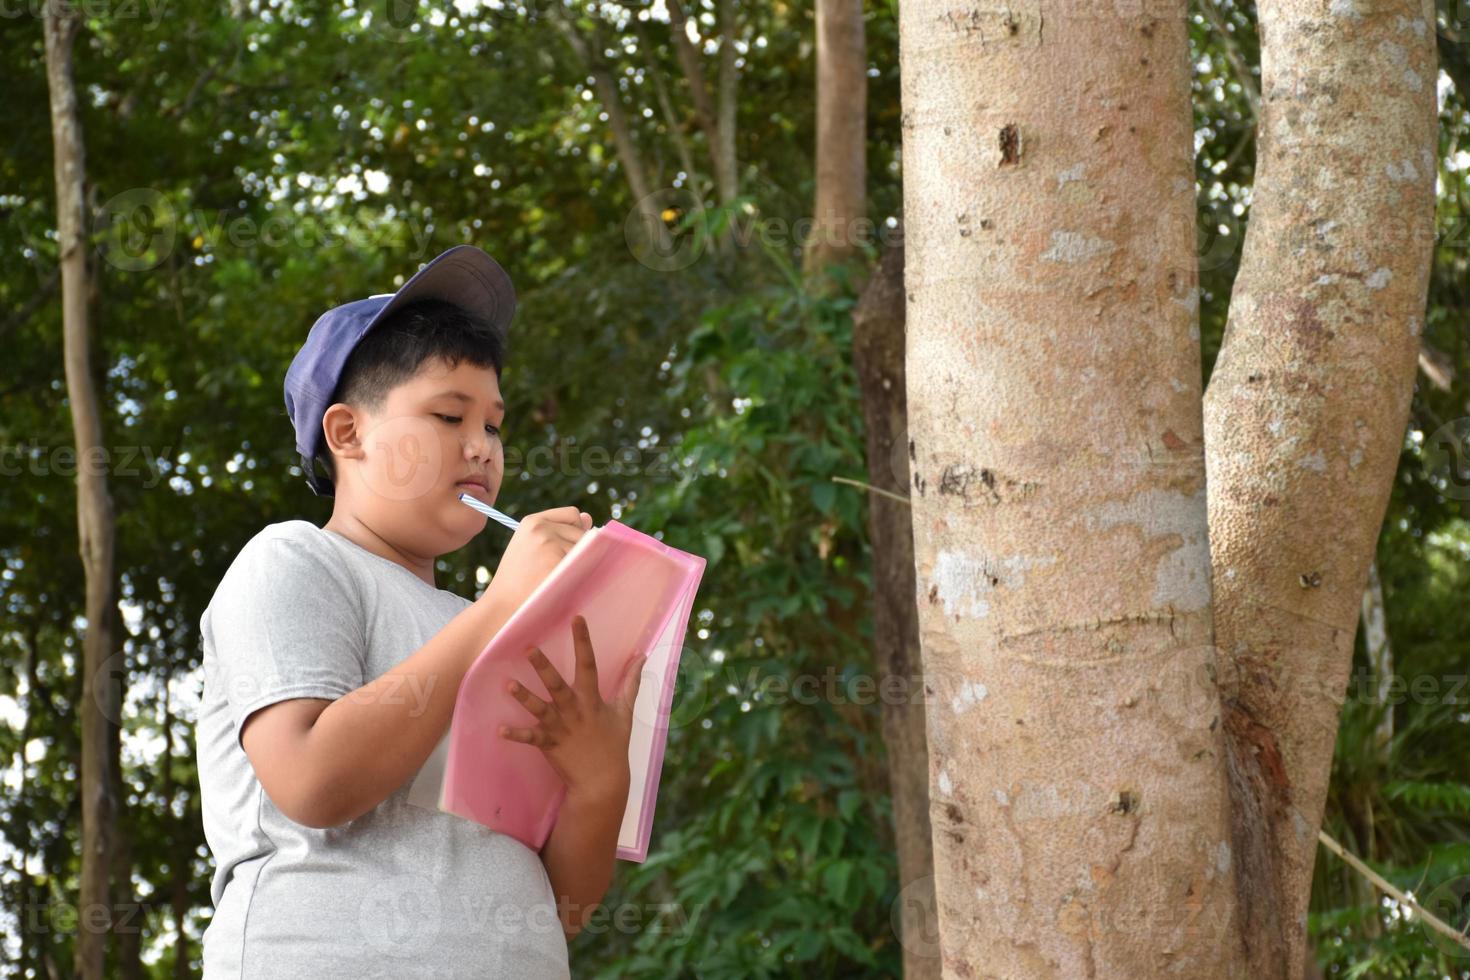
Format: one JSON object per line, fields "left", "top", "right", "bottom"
{"left": 898, "top": 2, "right": 1245, "bottom": 974}
{"left": 108, "top": 596, "right": 142, "bottom": 980}
{"left": 804, "top": 0, "right": 867, "bottom": 284}
{"left": 714, "top": 0, "right": 739, "bottom": 209}
{"left": 109, "top": 786, "right": 143, "bottom": 980}
{"left": 43, "top": 2, "right": 119, "bottom": 977}
{"left": 850, "top": 239, "right": 939, "bottom": 978}
{"left": 163, "top": 678, "right": 193, "bottom": 979}
{"left": 1201, "top": 2, "right": 1437, "bottom": 976}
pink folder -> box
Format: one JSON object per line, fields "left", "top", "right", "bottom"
{"left": 406, "top": 521, "right": 706, "bottom": 861}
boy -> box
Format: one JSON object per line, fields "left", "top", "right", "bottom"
{"left": 194, "top": 245, "right": 644, "bottom": 978}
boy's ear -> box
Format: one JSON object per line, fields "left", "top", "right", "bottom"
{"left": 321, "top": 402, "right": 366, "bottom": 463}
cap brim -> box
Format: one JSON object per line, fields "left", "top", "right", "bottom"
{"left": 374, "top": 245, "right": 516, "bottom": 334}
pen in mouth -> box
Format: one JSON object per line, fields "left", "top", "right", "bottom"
{"left": 457, "top": 492, "right": 520, "bottom": 530}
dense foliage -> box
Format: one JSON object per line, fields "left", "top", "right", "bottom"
{"left": 0, "top": 0, "right": 1465, "bottom": 975}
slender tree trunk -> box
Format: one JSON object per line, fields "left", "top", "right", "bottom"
{"left": 549, "top": 9, "right": 670, "bottom": 255}
{"left": 632, "top": 17, "right": 702, "bottom": 198}
{"left": 17, "top": 624, "right": 44, "bottom": 979}
{"left": 667, "top": 0, "right": 737, "bottom": 205}
{"left": 44, "top": 2, "right": 119, "bottom": 977}
{"left": 1201, "top": 1, "right": 1437, "bottom": 975}
{"left": 899, "top": 3, "right": 1245, "bottom": 974}
{"left": 107, "top": 601, "right": 142, "bottom": 980}
{"left": 714, "top": 0, "right": 739, "bottom": 208}
{"left": 804, "top": 0, "right": 867, "bottom": 284}
{"left": 850, "top": 239, "right": 940, "bottom": 978}
{"left": 664, "top": 0, "right": 739, "bottom": 258}
{"left": 163, "top": 680, "right": 193, "bottom": 979}
{"left": 1360, "top": 560, "right": 1394, "bottom": 762}
{"left": 106, "top": 596, "right": 143, "bottom": 980}
{"left": 109, "top": 789, "right": 142, "bottom": 980}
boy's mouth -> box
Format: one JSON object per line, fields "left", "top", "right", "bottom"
{"left": 455, "top": 478, "right": 490, "bottom": 499}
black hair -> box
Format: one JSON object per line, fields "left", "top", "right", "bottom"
{"left": 314, "top": 298, "right": 507, "bottom": 491}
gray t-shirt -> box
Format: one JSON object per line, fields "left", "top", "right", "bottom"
{"left": 195, "top": 519, "right": 570, "bottom": 979}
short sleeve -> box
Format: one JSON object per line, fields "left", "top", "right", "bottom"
{"left": 203, "top": 528, "right": 367, "bottom": 751}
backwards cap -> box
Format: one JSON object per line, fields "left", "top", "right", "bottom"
{"left": 283, "top": 245, "right": 515, "bottom": 496}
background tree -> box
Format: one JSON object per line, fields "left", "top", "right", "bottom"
{"left": 40, "top": 3, "right": 119, "bottom": 977}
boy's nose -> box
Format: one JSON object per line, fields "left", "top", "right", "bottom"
{"left": 464, "top": 431, "right": 499, "bottom": 466}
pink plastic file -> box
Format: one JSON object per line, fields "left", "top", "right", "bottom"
{"left": 406, "top": 521, "right": 706, "bottom": 861}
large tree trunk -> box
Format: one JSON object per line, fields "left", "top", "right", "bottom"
{"left": 1200, "top": 1, "right": 1437, "bottom": 975}
{"left": 43, "top": 2, "right": 119, "bottom": 978}
{"left": 850, "top": 239, "right": 939, "bottom": 979}
{"left": 804, "top": 0, "right": 867, "bottom": 283}
{"left": 898, "top": 2, "right": 1245, "bottom": 974}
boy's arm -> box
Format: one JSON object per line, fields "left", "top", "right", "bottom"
{"left": 241, "top": 590, "right": 514, "bottom": 829}
{"left": 539, "top": 782, "right": 629, "bottom": 939}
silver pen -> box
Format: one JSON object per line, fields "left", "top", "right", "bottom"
{"left": 457, "top": 492, "right": 521, "bottom": 531}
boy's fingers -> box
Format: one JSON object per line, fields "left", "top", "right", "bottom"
{"left": 543, "top": 524, "right": 584, "bottom": 548}
{"left": 619, "top": 654, "right": 647, "bottom": 713}
{"left": 500, "top": 724, "right": 548, "bottom": 746}
{"left": 530, "top": 506, "right": 584, "bottom": 526}
{"left": 570, "top": 617, "right": 598, "bottom": 696}
{"left": 507, "top": 679, "right": 548, "bottom": 717}
{"left": 527, "top": 648, "right": 574, "bottom": 708}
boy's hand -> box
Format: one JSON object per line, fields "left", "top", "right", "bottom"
{"left": 500, "top": 615, "right": 645, "bottom": 804}
{"left": 479, "top": 507, "right": 592, "bottom": 616}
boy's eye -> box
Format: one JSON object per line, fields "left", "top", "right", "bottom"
{"left": 436, "top": 414, "right": 501, "bottom": 437}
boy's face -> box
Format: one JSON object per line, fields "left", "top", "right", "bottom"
{"left": 325, "top": 355, "right": 505, "bottom": 554}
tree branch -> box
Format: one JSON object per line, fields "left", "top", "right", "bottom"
{"left": 1317, "top": 830, "right": 1470, "bottom": 955}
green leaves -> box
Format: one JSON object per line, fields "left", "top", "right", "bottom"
{"left": 1386, "top": 780, "right": 1470, "bottom": 815}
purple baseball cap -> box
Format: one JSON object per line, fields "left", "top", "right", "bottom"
{"left": 284, "top": 245, "right": 516, "bottom": 497}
